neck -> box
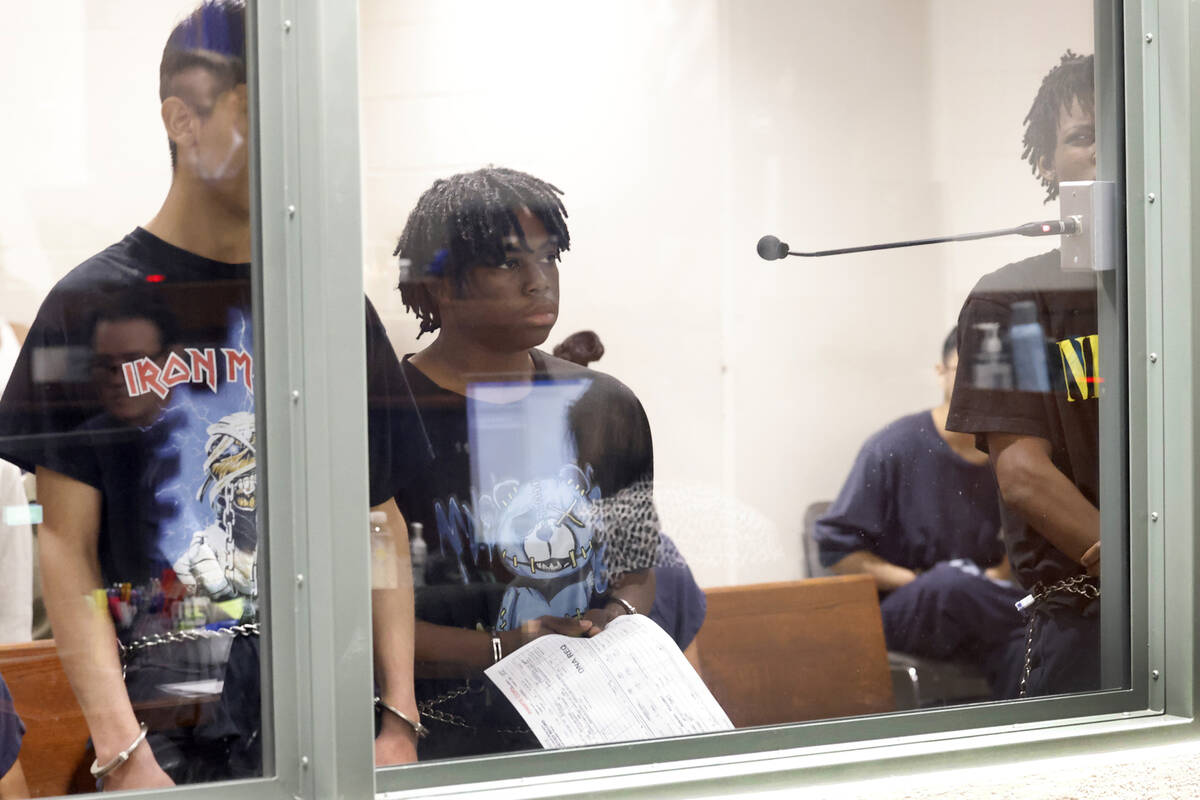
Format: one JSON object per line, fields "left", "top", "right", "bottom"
{"left": 930, "top": 402, "right": 989, "bottom": 466}
{"left": 144, "top": 175, "right": 250, "bottom": 264}
{"left": 410, "top": 330, "right": 535, "bottom": 396}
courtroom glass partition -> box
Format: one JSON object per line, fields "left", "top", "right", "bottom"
{"left": 361, "top": 0, "right": 1141, "bottom": 791}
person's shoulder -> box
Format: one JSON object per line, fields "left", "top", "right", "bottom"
{"left": 862, "top": 410, "right": 933, "bottom": 455}
{"left": 47, "top": 232, "right": 148, "bottom": 296}
{"left": 968, "top": 249, "right": 1062, "bottom": 297}
{"left": 535, "top": 350, "right": 642, "bottom": 404}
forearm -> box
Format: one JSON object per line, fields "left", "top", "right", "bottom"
{"left": 830, "top": 550, "right": 917, "bottom": 592}
{"left": 414, "top": 620, "right": 494, "bottom": 667}
{"left": 38, "top": 522, "right": 142, "bottom": 760}
{"left": 370, "top": 499, "right": 416, "bottom": 712}
{"left": 609, "top": 568, "right": 654, "bottom": 615}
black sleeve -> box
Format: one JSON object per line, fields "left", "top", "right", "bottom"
{"left": 0, "top": 286, "right": 104, "bottom": 487}
{"left": 812, "top": 437, "right": 891, "bottom": 568}
{"left": 946, "top": 290, "right": 1052, "bottom": 449}
{"left": 363, "top": 296, "right": 406, "bottom": 508}
{"left": 568, "top": 374, "right": 660, "bottom": 576}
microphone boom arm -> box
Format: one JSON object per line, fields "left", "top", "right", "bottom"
{"left": 764, "top": 218, "right": 1079, "bottom": 259}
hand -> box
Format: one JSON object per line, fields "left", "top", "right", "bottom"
{"left": 1080, "top": 540, "right": 1101, "bottom": 578}
{"left": 101, "top": 746, "right": 174, "bottom": 791}
{"left": 502, "top": 615, "right": 593, "bottom": 652}
{"left": 581, "top": 605, "right": 625, "bottom": 636}
{"left": 375, "top": 719, "right": 419, "bottom": 766}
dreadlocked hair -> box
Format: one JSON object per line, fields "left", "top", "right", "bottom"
{"left": 1021, "top": 51, "right": 1094, "bottom": 204}
{"left": 393, "top": 167, "right": 570, "bottom": 337}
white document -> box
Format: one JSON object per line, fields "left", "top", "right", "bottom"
{"left": 484, "top": 613, "right": 733, "bottom": 749}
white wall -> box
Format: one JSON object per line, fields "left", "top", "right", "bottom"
{"left": 359, "top": 0, "right": 1093, "bottom": 587}
{"left": 0, "top": 0, "right": 197, "bottom": 322}
{"left": 0, "top": 1, "right": 1093, "bottom": 588}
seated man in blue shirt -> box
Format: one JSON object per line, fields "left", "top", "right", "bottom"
{"left": 814, "top": 328, "right": 1025, "bottom": 699}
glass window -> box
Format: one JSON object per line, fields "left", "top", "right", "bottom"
{"left": 360, "top": 0, "right": 1130, "bottom": 783}
{"left": 0, "top": 2, "right": 272, "bottom": 794}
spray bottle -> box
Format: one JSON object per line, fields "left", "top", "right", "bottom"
{"left": 972, "top": 322, "right": 1013, "bottom": 390}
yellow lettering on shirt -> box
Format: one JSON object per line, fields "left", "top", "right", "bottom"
{"left": 1057, "top": 334, "right": 1099, "bottom": 401}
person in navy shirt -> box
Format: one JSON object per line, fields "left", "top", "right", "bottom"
{"left": 815, "top": 329, "right": 1025, "bottom": 698}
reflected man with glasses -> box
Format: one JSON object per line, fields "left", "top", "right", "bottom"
{"left": 0, "top": 0, "right": 419, "bottom": 788}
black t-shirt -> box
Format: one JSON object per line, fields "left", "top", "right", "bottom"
{"left": 0, "top": 228, "right": 405, "bottom": 644}
{"left": 393, "top": 351, "right": 659, "bottom": 633}
{"left": 814, "top": 410, "right": 1004, "bottom": 573}
{"left": 946, "top": 250, "right": 1100, "bottom": 589}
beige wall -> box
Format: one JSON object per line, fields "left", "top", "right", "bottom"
{"left": 0, "top": 0, "right": 196, "bottom": 322}
{"left": 359, "top": 0, "right": 1093, "bottom": 586}
{"left": 0, "top": 0, "right": 1093, "bottom": 587}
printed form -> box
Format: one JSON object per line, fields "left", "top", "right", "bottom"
{"left": 484, "top": 613, "right": 733, "bottom": 748}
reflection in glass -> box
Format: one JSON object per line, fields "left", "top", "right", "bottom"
{"left": 0, "top": 0, "right": 264, "bottom": 791}
{"left": 361, "top": 0, "right": 1113, "bottom": 768}
{"left": 948, "top": 52, "right": 1101, "bottom": 699}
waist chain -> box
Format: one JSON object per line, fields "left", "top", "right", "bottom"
{"left": 118, "top": 622, "right": 260, "bottom": 679}
{"left": 1017, "top": 575, "right": 1100, "bottom": 697}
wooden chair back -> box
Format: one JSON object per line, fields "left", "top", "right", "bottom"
{"left": 695, "top": 575, "right": 894, "bottom": 727}
{"left": 0, "top": 639, "right": 92, "bottom": 796}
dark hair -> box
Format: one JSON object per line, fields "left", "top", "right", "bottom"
{"left": 393, "top": 167, "right": 570, "bottom": 337}
{"left": 553, "top": 331, "right": 605, "bottom": 367}
{"left": 160, "top": 0, "right": 247, "bottom": 168}
{"left": 941, "top": 326, "right": 957, "bottom": 366}
{"left": 88, "top": 289, "right": 180, "bottom": 351}
{"left": 1022, "top": 51, "right": 1094, "bottom": 203}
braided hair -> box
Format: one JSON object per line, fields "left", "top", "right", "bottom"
{"left": 393, "top": 167, "right": 570, "bottom": 337}
{"left": 1021, "top": 51, "right": 1094, "bottom": 203}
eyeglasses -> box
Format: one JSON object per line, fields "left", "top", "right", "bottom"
{"left": 88, "top": 351, "right": 167, "bottom": 378}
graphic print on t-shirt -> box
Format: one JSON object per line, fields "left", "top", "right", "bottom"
{"left": 421, "top": 377, "right": 617, "bottom": 631}
{"left": 1056, "top": 333, "right": 1099, "bottom": 402}
{"left": 432, "top": 463, "right": 612, "bottom": 632}
{"left": 137, "top": 307, "right": 257, "bottom": 623}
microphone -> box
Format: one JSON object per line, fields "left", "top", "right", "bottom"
{"left": 756, "top": 217, "right": 1080, "bottom": 260}
{"left": 756, "top": 235, "right": 789, "bottom": 261}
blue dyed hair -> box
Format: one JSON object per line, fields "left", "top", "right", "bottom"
{"left": 159, "top": 0, "right": 247, "bottom": 166}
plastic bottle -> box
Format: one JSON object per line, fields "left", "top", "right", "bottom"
{"left": 972, "top": 322, "right": 1013, "bottom": 390}
{"left": 1009, "top": 300, "right": 1051, "bottom": 392}
{"left": 409, "top": 521, "right": 426, "bottom": 587}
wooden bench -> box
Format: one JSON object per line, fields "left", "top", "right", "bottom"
{"left": 0, "top": 639, "right": 93, "bottom": 797}
{"left": 694, "top": 575, "right": 894, "bottom": 727}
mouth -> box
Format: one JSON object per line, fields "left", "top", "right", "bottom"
{"left": 524, "top": 306, "right": 558, "bottom": 326}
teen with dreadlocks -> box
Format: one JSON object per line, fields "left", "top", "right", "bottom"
{"left": 947, "top": 51, "right": 1101, "bottom": 697}
{"left": 0, "top": 1, "right": 419, "bottom": 787}
{"left": 391, "top": 167, "right": 660, "bottom": 759}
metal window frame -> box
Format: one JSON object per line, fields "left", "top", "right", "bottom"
{"left": 131, "top": 0, "right": 1198, "bottom": 797}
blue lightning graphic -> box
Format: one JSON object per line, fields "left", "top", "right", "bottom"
{"left": 153, "top": 308, "right": 255, "bottom": 563}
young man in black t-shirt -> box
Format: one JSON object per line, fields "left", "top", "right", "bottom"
{"left": 391, "top": 167, "right": 659, "bottom": 758}
{"left": 0, "top": 1, "right": 418, "bottom": 787}
{"left": 947, "top": 52, "right": 1101, "bottom": 697}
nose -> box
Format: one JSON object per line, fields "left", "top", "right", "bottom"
{"left": 522, "top": 260, "right": 553, "bottom": 295}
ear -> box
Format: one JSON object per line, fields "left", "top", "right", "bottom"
{"left": 161, "top": 97, "right": 197, "bottom": 153}
{"left": 1036, "top": 154, "right": 1056, "bottom": 184}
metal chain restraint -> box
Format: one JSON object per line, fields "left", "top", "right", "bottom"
{"left": 118, "top": 622, "right": 261, "bottom": 679}
{"left": 1017, "top": 574, "right": 1100, "bottom": 697}
{"left": 417, "top": 681, "right": 529, "bottom": 735}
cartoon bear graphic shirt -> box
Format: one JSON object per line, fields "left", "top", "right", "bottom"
{"left": 393, "top": 351, "right": 660, "bottom": 634}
